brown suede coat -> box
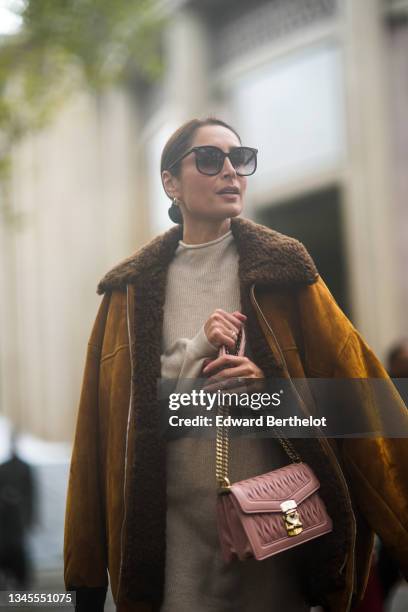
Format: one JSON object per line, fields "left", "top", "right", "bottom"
{"left": 64, "top": 217, "right": 408, "bottom": 612}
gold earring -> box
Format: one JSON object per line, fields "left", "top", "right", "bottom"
{"left": 173, "top": 197, "right": 179, "bottom": 206}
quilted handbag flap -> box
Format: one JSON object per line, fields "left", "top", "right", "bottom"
{"left": 230, "top": 462, "right": 320, "bottom": 513}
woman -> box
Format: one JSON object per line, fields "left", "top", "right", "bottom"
{"left": 64, "top": 117, "right": 408, "bottom": 612}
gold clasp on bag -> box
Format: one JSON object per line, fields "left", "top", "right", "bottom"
{"left": 280, "top": 500, "right": 303, "bottom": 536}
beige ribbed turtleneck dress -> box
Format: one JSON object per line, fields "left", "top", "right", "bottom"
{"left": 160, "top": 230, "right": 308, "bottom": 612}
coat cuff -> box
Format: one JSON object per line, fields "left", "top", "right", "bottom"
{"left": 67, "top": 585, "right": 107, "bottom": 612}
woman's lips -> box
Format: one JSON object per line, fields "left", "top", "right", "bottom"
{"left": 217, "top": 192, "right": 239, "bottom": 200}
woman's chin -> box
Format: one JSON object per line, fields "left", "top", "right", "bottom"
{"left": 228, "top": 206, "right": 242, "bottom": 218}
{"left": 188, "top": 202, "right": 243, "bottom": 222}
{"left": 213, "top": 202, "right": 243, "bottom": 219}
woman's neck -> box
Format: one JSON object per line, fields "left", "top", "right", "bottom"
{"left": 181, "top": 218, "right": 232, "bottom": 245}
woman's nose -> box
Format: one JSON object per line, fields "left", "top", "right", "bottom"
{"left": 222, "top": 156, "right": 237, "bottom": 177}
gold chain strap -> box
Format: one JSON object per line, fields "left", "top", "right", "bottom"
{"left": 216, "top": 403, "right": 231, "bottom": 491}
{"left": 274, "top": 428, "right": 302, "bottom": 464}
{"left": 214, "top": 332, "right": 302, "bottom": 492}
{"left": 215, "top": 408, "right": 302, "bottom": 493}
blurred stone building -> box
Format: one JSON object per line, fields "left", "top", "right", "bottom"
{"left": 1, "top": 0, "right": 407, "bottom": 441}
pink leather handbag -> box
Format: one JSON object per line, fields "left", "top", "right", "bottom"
{"left": 210, "top": 325, "right": 333, "bottom": 563}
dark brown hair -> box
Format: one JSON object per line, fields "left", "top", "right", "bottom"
{"left": 161, "top": 117, "right": 242, "bottom": 223}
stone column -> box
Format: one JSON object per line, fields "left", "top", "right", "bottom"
{"left": 162, "top": 6, "right": 211, "bottom": 121}
{"left": 341, "top": 0, "right": 401, "bottom": 358}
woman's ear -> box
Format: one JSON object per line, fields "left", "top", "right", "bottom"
{"left": 161, "top": 170, "right": 180, "bottom": 200}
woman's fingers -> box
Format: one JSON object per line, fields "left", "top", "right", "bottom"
{"left": 203, "top": 356, "right": 264, "bottom": 378}
{"left": 204, "top": 309, "right": 247, "bottom": 349}
{"left": 202, "top": 365, "right": 254, "bottom": 393}
{"left": 204, "top": 378, "right": 265, "bottom": 395}
{"left": 222, "top": 309, "right": 247, "bottom": 326}
{"left": 202, "top": 376, "right": 247, "bottom": 394}
{"left": 211, "top": 309, "right": 246, "bottom": 332}
{"left": 206, "top": 364, "right": 250, "bottom": 383}
{"left": 202, "top": 356, "right": 265, "bottom": 393}
{"left": 202, "top": 359, "right": 242, "bottom": 379}
{"left": 210, "top": 325, "right": 239, "bottom": 350}
{"left": 203, "top": 354, "right": 244, "bottom": 375}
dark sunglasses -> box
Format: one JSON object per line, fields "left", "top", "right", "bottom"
{"left": 167, "top": 145, "right": 258, "bottom": 176}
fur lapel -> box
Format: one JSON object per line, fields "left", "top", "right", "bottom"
{"left": 97, "top": 216, "right": 318, "bottom": 295}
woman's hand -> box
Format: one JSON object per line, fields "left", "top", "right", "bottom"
{"left": 204, "top": 309, "right": 247, "bottom": 352}
{"left": 202, "top": 354, "right": 265, "bottom": 393}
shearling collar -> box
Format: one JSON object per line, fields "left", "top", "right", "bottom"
{"left": 97, "top": 216, "right": 318, "bottom": 294}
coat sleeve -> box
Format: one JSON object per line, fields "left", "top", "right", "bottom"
{"left": 299, "top": 277, "right": 408, "bottom": 578}
{"left": 334, "top": 330, "right": 408, "bottom": 579}
{"left": 64, "top": 292, "right": 112, "bottom": 611}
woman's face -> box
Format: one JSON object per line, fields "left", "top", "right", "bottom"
{"left": 165, "top": 124, "right": 248, "bottom": 222}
